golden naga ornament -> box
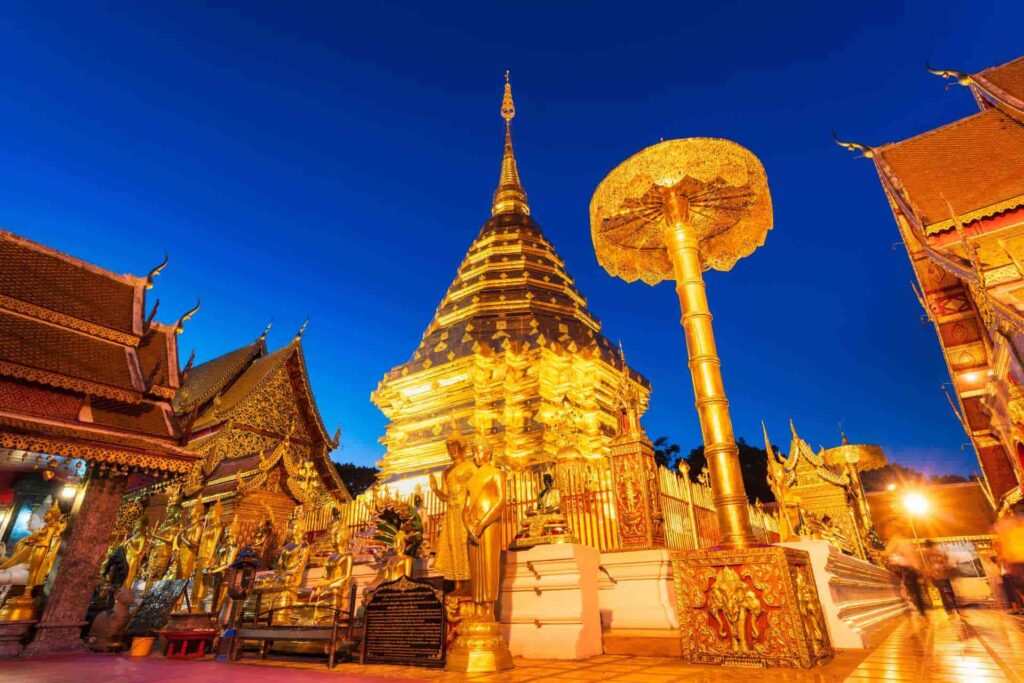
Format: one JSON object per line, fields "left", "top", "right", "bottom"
{"left": 591, "top": 138, "right": 772, "bottom": 548}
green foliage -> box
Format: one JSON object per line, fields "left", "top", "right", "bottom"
{"left": 860, "top": 462, "right": 969, "bottom": 492}
{"left": 652, "top": 436, "right": 681, "bottom": 470}
{"left": 333, "top": 462, "right": 380, "bottom": 497}
{"left": 680, "top": 436, "right": 778, "bottom": 504}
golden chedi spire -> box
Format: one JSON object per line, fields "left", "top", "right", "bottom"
{"left": 492, "top": 71, "right": 529, "bottom": 216}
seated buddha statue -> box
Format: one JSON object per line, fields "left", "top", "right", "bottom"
{"left": 510, "top": 473, "right": 577, "bottom": 550}
{"left": 255, "top": 513, "right": 310, "bottom": 622}
{"left": 308, "top": 517, "right": 354, "bottom": 623}
{"left": 381, "top": 529, "right": 414, "bottom": 584}
{"left": 0, "top": 500, "right": 67, "bottom": 621}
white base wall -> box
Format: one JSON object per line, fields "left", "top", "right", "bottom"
{"left": 499, "top": 543, "right": 603, "bottom": 659}
{"left": 596, "top": 548, "right": 679, "bottom": 633}
{"left": 782, "top": 540, "right": 908, "bottom": 649}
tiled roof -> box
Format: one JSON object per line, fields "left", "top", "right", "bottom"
{"left": 90, "top": 397, "right": 175, "bottom": 438}
{"left": 976, "top": 55, "right": 1024, "bottom": 115}
{"left": 0, "top": 310, "right": 140, "bottom": 401}
{"left": 0, "top": 229, "right": 140, "bottom": 335}
{"left": 136, "top": 325, "right": 177, "bottom": 394}
{"left": 876, "top": 108, "right": 1024, "bottom": 233}
{"left": 172, "top": 340, "right": 263, "bottom": 414}
{"left": 191, "top": 344, "right": 293, "bottom": 430}
{"left": 867, "top": 481, "right": 996, "bottom": 541}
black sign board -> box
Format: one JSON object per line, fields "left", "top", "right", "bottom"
{"left": 126, "top": 579, "right": 187, "bottom": 637}
{"left": 360, "top": 576, "right": 446, "bottom": 668}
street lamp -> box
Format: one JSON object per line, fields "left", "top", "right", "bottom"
{"left": 903, "top": 491, "right": 930, "bottom": 567}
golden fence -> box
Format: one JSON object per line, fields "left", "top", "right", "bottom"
{"left": 326, "top": 459, "right": 779, "bottom": 556}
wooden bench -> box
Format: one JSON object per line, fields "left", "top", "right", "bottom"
{"left": 230, "top": 585, "right": 358, "bottom": 670}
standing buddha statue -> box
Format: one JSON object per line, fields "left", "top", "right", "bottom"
{"left": 429, "top": 418, "right": 476, "bottom": 594}
{"left": 446, "top": 439, "right": 514, "bottom": 672}
{"left": 121, "top": 517, "right": 149, "bottom": 589}
{"left": 189, "top": 500, "right": 224, "bottom": 610}
{"left": 146, "top": 488, "right": 183, "bottom": 588}
{"left": 174, "top": 501, "right": 205, "bottom": 580}
{"left": 203, "top": 516, "right": 241, "bottom": 616}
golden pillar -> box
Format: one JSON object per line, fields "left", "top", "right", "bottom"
{"left": 591, "top": 139, "right": 832, "bottom": 667}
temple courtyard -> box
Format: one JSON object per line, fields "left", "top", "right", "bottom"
{"left": 2, "top": 609, "right": 1020, "bottom": 682}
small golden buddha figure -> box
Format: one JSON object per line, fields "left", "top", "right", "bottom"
{"left": 310, "top": 517, "right": 354, "bottom": 622}
{"left": 146, "top": 493, "right": 183, "bottom": 588}
{"left": 381, "top": 529, "right": 414, "bottom": 584}
{"left": 429, "top": 419, "right": 476, "bottom": 594}
{"left": 203, "top": 516, "right": 241, "bottom": 615}
{"left": 251, "top": 518, "right": 274, "bottom": 566}
{"left": 173, "top": 501, "right": 205, "bottom": 580}
{"left": 510, "top": 473, "right": 577, "bottom": 550}
{"left": 121, "top": 517, "right": 149, "bottom": 589}
{"left": 189, "top": 501, "right": 223, "bottom": 610}
{"left": 0, "top": 500, "right": 67, "bottom": 621}
{"left": 255, "top": 512, "right": 310, "bottom": 622}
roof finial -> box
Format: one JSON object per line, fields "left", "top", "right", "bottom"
{"left": 492, "top": 72, "right": 529, "bottom": 216}
{"left": 145, "top": 252, "right": 169, "bottom": 290}
{"left": 839, "top": 421, "right": 849, "bottom": 445}
{"left": 926, "top": 61, "right": 972, "bottom": 89}
{"left": 293, "top": 318, "right": 309, "bottom": 343}
{"left": 174, "top": 298, "right": 201, "bottom": 335}
{"left": 259, "top": 320, "right": 273, "bottom": 341}
{"left": 832, "top": 131, "right": 876, "bottom": 159}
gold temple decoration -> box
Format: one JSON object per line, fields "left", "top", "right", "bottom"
{"left": 121, "top": 516, "right": 149, "bottom": 589}
{"left": 591, "top": 137, "right": 772, "bottom": 548}
{"left": 309, "top": 514, "right": 354, "bottom": 622}
{"left": 0, "top": 500, "right": 68, "bottom": 621}
{"left": 254, "top": 506, "right": 311, "bottom": 622}
{"left": 446, "top": 440, "right": 514, "bottom": 673}
{"left": 146, "top": 485, "right": 184, "bottom": 588}
{"left": 189, "top": 500, "right": 224, "bottom": 610}
{"left": 203, "top": 516, "right": 241, "bottom": 614}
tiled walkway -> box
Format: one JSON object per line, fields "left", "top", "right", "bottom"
{"left": 3, "top": 609, "right": 1022, "bottom": 682}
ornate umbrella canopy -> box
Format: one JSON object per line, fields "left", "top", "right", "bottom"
{"left": 822, "top": 443, "right": 888, "bottom": 472}
{"left": 589, "top": 138, "right": 773, "bottom": 284}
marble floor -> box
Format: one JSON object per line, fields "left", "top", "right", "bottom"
{"left": 3, "top": 609, "right": 1021, "bottom": 682}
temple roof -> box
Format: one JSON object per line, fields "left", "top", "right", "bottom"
{"left": 867, "top": 481, "right": 996, "bottom": 541}
{"left": 0, "top": 229, "right": 143, "bottom": 339}
{"left": 173, "top": 338, "right": 265, "bottom": 414}
{"left": 974, "top": 55, "right": 1024, "bottom": 119}
{"left": 875, "top": 107, "right": 1024, "bottom": 234}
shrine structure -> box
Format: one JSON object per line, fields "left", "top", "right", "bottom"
{"left": 838, "top": 55, "right": 1024, "bottom": 509}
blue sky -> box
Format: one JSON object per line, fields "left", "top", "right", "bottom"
{"left": 2, "top": 1, "right": 1021, "bottom": 475}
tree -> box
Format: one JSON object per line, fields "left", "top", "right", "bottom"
{"left": 652, "top": 436, "right": 682, "bottom": 470}
{"left": 680, "top": 437, "right": 779, "bottom": 504}
{"left": 860, "top": 463, "right": 969, "bottom": 492}
{"left": 333, "top": 462, "right": 379, "bottom": 497}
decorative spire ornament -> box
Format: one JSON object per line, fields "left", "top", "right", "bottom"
{"left": 492, "top": 72, "right": 529, "bottom": 216}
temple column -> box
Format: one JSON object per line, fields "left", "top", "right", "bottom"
{"left": 24, "top": 472, "right": 126, "bottom": 655}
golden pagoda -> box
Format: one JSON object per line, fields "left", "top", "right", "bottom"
{"left": 371, "top": 75, "right": 650, "bottom": 480}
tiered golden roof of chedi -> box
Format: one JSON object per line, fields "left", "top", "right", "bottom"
{"left": 372, "top": 78, "right": 650, "bottom": 478}
{"left": 172, "top": 326, "right": 350, "bottom": 531}
{"left": 846, "top": 55, "right": 1024, "bottom": 502}
{"left": 0, "top": 229, "right": 196, "bottom": 472}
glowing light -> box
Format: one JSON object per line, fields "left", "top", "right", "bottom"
{"left": 903, "top": 492, "right": 929, "bottom": 516}
{"left": 886, "top": 483, "right": 897, "bottom": 491}
{"left": 60, "top": 485, "right": 78, "bottom": 500}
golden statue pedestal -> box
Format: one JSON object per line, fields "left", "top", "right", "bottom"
{"left": 0, "top": 594, "right": 40, "bottom": 622}
{"left": 672, "top": 546, "right": 832, "bottom": 668}
{"left": 510, "top": 511, "right": 577, "bottom": 550}
{"left": 446, "top": 616, "right": 514, "bottom": 673}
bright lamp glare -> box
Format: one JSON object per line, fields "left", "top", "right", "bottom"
{"left": 903, "top": 492, "right": 928, "bottom": 516}
{"left": 60, "top": 485, "right": 77, "bottom": 500}
{"left": 886, "top": 483, "right": 897, "bottom": 491}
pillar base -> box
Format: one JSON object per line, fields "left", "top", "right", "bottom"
{"left": 445, "top": 616, "right": 514, "bottom": 673}
{"left": 22, "top": 622, "right": 89, "bottom": 656}
{"left": 671, "top": 545, "right": 833, "bottom": 668}
{"left": 0, "top": 595, "right": 40, "bottom": 623}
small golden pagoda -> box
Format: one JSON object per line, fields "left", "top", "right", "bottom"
{"left": 371, "top": 75, "right": 650, "bottom": 479}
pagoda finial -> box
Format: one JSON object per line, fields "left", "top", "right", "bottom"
{"left": 492, "top": 72, "right": 529, "bottom": 216}
{"left": 839, "top": 421, "right": 849, "bottom": 445}
{"left": 293, "top": 318, "right": 309, "bottom": 343}
{"left": 259, "top": 320, "right": 273, "bottom": 342}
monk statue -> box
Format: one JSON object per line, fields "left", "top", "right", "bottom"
{"left": 203, "top": 516, "right": 241, "bottom": 616}
{"left": 0, "top": 500, "right": 67, "bottom": 621}
{"left": 174, "top": 501, "right": 205, "bottom": 580}
{"left": 146, "top": 490, "right": 183, "bottom": 589}
{"left": 85, "top": 586, "right": 134, "bottom": 652}
{"left": 429, "top": 418, "right": 476, "bottom": 594}
{"left": 189, "top": 500, "right": 224, "bottom": 610}
{"left": 255, "top": 510, "right": 310, "bottom": 622}
{"left": 381, "top": 529, "right": 415, "bottom": 584}
{"left": 121, "top": 517, "right": 149, "bottom": 589}
{"left": 310, "top": 516, "right": 354, "bottom": 622}
{"left": 510, "top": 472, "right": 577, "bottom": 549}
{"left": 446, "top": 440, "right": 513, "bottom": 672}
{"left": 251, "top": 518, "right": 274, "bottom": 567}
{"left": 763, "top": 423, "right": 797, "bottom": 541}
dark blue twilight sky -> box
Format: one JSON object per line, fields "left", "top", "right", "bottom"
{"left": 2, "top": 2, "right": 1021, "bottom": 476}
